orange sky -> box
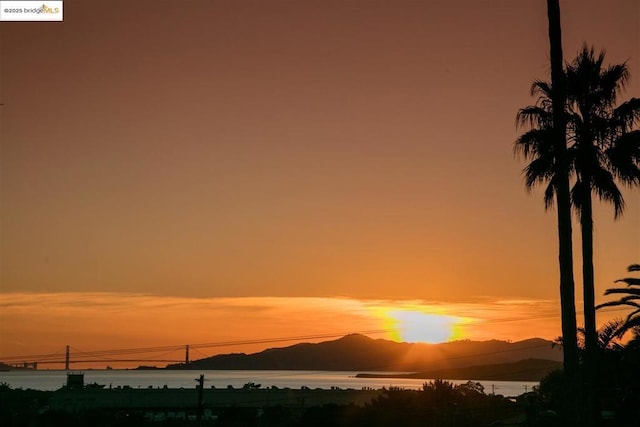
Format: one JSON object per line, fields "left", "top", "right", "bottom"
{"left": 1, "top": 0, "right": 639, "bottom": 365}
{"left": 0, "top": 292, "right": 630, "bottom": 369}
{"left": 0, "top": 292, "right": 586, "bottom": 368}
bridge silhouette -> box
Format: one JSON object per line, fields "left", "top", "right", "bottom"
{"left": 0, "top": 330, "right": 391, "bottom": 369}
{"left": 1, "top": 345, "right": 189, "bottom": 370}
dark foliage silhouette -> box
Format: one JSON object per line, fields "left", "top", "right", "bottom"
{"left": 539, "top": 265, "right": 640, "bottom": 425}
{"left": 598, "top": 264, "right": 640, "bottom": 335}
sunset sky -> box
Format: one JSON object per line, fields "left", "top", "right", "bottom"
{"left": 1, "top": 0, "right": 639, "bottom": 367}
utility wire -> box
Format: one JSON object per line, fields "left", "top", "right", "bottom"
{"left": 0, "top": 306, "right": 631, "bottom": 364}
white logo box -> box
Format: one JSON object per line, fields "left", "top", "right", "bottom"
{"left": 1, "top": 1, "right": 63, "bottom": 21}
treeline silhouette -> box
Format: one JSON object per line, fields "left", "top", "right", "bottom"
{"left": 0, "top": 380, "right": 523, "bottom": 427}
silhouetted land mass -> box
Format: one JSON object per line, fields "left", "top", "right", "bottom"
{"left": 166, "top": 334, "right": 561, "bottom": 378}
{"left": 0, "top": 362, "right": 32, "bottom": 371}
{"left": 356, "top": 358, "right": 561, "bottom": 381}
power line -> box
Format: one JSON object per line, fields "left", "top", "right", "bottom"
{"left": 0, "top": 306, "right": 631, "bottom": 365}
{"left": 0, "top": 339, "right": 558, "bottom": 370}
{"left": 0, "top": 329, "right": 391, "bottom": 363}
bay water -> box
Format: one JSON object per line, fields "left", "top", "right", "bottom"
{"left": 0, "top": 370, "right": 536, "bottom": 397}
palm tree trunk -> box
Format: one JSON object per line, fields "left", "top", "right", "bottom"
{"left": 580, "top": 188, "right": 597, "bottom": 360}
{"left": 546, "top": 0, "right": 579, "bottom": 376}
{"left": 580, "top": 184, "right": 599, "bottom": 425}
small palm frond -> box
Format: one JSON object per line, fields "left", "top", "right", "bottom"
{"left": 602, "top": 287, "right": 640, "bottom": 296}
{"left": 514, "top": 128, "right": 554, "bottom": 159}
{"left": 590, "top": 114, "right": 617, "bottom": 143}
{"left": 605, "top": 130, "right": 640, "bottom": 185}
{"left": 597, "top": 318, "right": 627, "bottom": 351}
{"left": 596, "top": 299, "right": 640, "bottom": 318}
{"left": 621, "top": 317, "right": 640, "bottom": 331}
{"left": 530, "top": 79, "right": 553, "bottom": 99}
{"left": 624, "top": 327, "right": 640, "bottom": 350}
{"left": 523, "top": 155, "right": 556, "bottom": 190}
{"left": 598, "top": 264, "right": 640, "bottom": 338}
{"left": 612, "top": 98, "right": 640, "bottom": 130}
{"left": 543, "top": 179, "right": 556, "bottom": 210}
{"left": 598, "top": 305, "right": 640, "bottom": 335}
{"left": 615, "top": 276, "right": 640, "bottom": 286}
{"left": 601, "top": 289, "right": 640, "bottom": 309}
{"left": 625, "top": 309, "right": 640, "bottom": 327}
{"left": 590, "top": 166, "right": 625, "bottom": 218}
{"left": 596, "top": 300, "right": 633, "bottom": 310}
{"left": 554, "top": 319, "right": 627, "bottom": 350}
{"left": 569, "top": 179, "right": 587, "bottom": 215}
{"left": 516, "top": 106, "right": 553, "bottom": 130}
{"left": 599, "top": 63, "right": 630, "bottom": 108}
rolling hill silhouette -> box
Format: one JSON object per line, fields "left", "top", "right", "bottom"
{"left": 167, "top": 334, "right": 561, "bottom": 374}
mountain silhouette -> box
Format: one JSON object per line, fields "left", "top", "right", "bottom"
{"left": 166, "top": 334, "right": 561, "bottom": 372}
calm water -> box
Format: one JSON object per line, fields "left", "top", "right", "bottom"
{"left": 0, "top": 370, "right": 536, "bottom": 397}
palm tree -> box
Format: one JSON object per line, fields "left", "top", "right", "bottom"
{"left": 595, "top": 266, "right": 640, "bottom": 413}
{"left": 545, "top": 0, "right": 579, "bottom": 376}
{"left": 552, "top": 318, "right": 627, "bottom": 354}
{"left": 564, "top": 47, "right": 640, "bottom": 361}
{"left": 516, "top": 49, "right": 640, "bottom": 370}
{"left": 515, "top": 80, "right": 579, "bottom": 376}
{"left": 597, "top": 264, "right": 640, "bottom": 335}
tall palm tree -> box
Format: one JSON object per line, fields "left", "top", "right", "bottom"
{"left": 564, "top": 47, "right": 640, "bottom": 359}
{"left": 515, "top": 81, "right": 579, "bottom": 375}
{"left": 516, "top": 49, "right": 640, "bottom": 368}
{"left": 545, "top": 0, "right": 579, "bottom": 376}
{"left": 597, "top": 264, "right": 640, "bottom": 335}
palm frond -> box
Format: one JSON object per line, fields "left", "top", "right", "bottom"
{"left": 530, "top": 79, "right": 553, "bottom": 99}
{"left": 605, "top": 131, "right": 640, "bottom": 185}
{"left": 606, "top": 296, "right": 640, "bottom": 307}
{"left": 590, "top": 166, "right": 625, "bottom": 218}
{"left": 569, "top": 179, "right": 586, "bottom": 212}
{"left": 543, "top": 180, "right": 557, "bottom": 210}
{"left": 596, "top": 300, "right": 626, "bottom": 310}
{"left": 523, "top": 155, "right": 556, "bottom": 191}
{"left": 599, "top": 63, "right": 630, "bottom": 107}
{"left": 597, "top": 318, "right": 626, "bottom": 349}
{"left": 621, "top": 316, "right": 640, "bottom": 331}
{"left": 614, "top": 277, "right": 640, "bottom": 287}
{"left": 600, "top": 264, "right": 640, "bottom": 338}
{"left": 623, "top": 309, "right": 640, "bottom": 327}
{"left": 613, "top": 98, "right": 640, "bottom": 130}
{"left": 514, "top": 128, "right": 554, "bottom": 159}
{"left": 604, "top": 287, "right": 640, "bottom": 296}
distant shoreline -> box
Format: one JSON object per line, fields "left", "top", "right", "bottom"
{"left": 355, "top": 358, "right": 561, "bottom": 382}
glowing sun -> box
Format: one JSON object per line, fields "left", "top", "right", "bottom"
{"left": 383, "top": 309, "right": 465, "bottom": 343}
